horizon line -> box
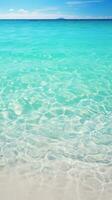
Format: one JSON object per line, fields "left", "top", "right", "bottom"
{"left": 0, "top": 18, "right": 112, "bottom": 20}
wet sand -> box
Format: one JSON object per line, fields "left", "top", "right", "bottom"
{"left": 0, "top": 161, "right": 112, "bottom": 200}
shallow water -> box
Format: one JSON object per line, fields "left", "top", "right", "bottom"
{"left": 0, "top": 20, "right": 112, "bottom": 199}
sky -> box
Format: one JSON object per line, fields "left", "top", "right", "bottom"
{"left": 0, "top": 0, "right": 112, "bottom": 19}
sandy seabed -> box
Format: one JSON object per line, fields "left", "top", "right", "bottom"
{"left": 0, "top": 161, "right": 112, "bottom": 200}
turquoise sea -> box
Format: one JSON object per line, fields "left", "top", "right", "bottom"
{"left": 0, "top": 20, "right": 112, "bottom": 199}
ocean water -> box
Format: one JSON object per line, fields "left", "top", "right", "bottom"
{"left": 0, "top": 20, "right": 112, "bottom": 200}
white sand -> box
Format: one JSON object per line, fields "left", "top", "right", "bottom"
{"left": 0, "top": 162, "right": 112, "bottom": 200}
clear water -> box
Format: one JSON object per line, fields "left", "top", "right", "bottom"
{"left": 0, "top": 20, "right": 112, "bottom": 199}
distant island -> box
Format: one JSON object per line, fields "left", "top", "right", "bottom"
{"left": 56, "top": 18, "right": 66, "bottom": 20}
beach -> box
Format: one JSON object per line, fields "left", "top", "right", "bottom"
{"left": 0, "top": 162, "right": 112, "bottom": 200}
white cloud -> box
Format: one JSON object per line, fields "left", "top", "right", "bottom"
{"left": 9, "top": 9, "right": 15, "bottom": 12}
{"left": 0, "top": 7, "right": 77, "bottom": 19}
{"left": 0, "top": 9, "right": 77, "bottom": 19}
{"left": 66, "top": 0, "right": 102, "bottom": 6}
{"left": 18, "top": 9, "right": 28, "bottom": 13}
